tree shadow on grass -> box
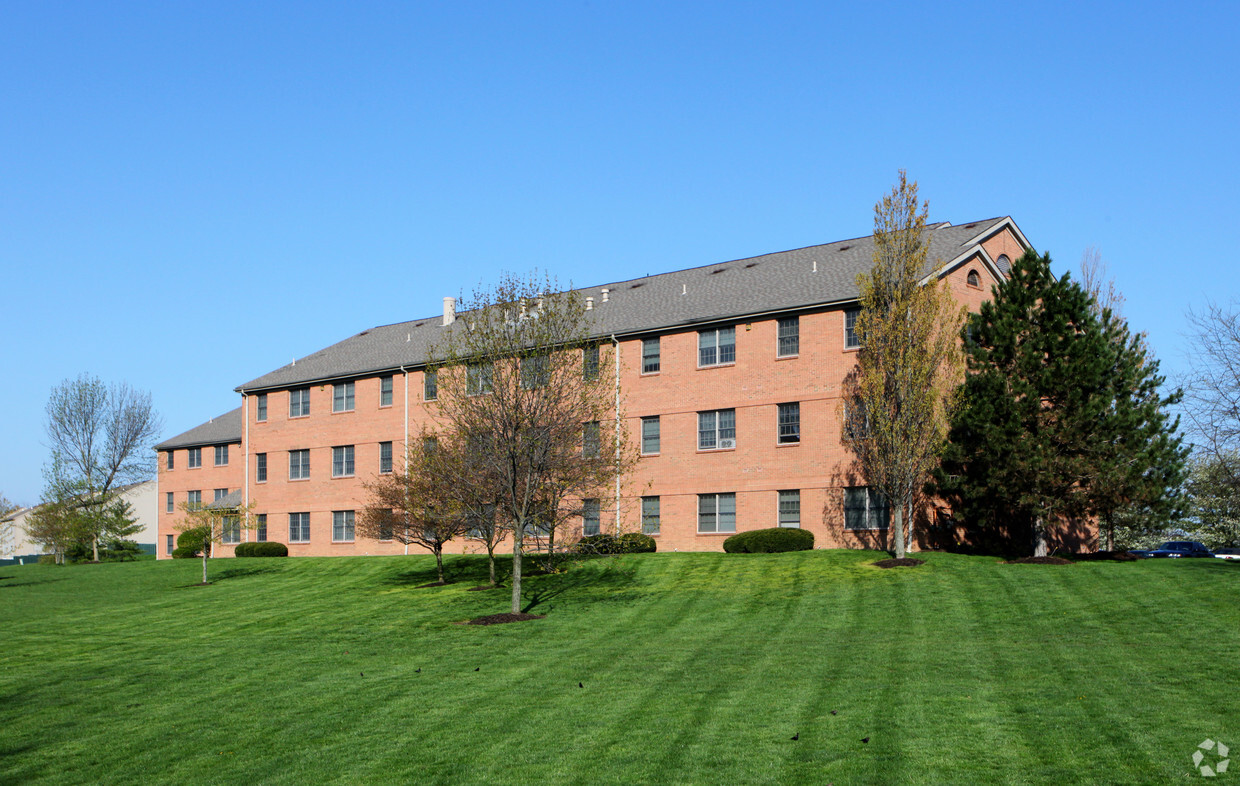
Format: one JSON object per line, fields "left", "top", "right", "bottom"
{"left": 212, "top": 565, "right": 282, "bottom": 581}
{"left": 520, "top": 558, "right": 641, "bottom": 614}
{"left": 0, "top": 574, "right": 67, "bottom": 589}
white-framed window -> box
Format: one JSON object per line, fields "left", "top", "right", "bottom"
{"left": 845, "top": 309, "right": 861, "bottom": 349}
{"left": 642, "top": 496, "right": 660, "bottom": 535}
{"left": 290, "top": 388, "right": 310, "bottom": 417}
{"left": 166, "top": 451, "right": 174, "bottom": 470}
{"left": 582, "top": 499, "right": 601, "bottom": 537}
{"left": 214, "top": 488, "right": 229, "bottom": 501}
{"left": 698, "top": 409, "right": 736, "bottom": 450}
{"left": 289, "top": 512, "right": 310, "bottom": 543}
{"left": 641, "top": 416, "right": 660, "bottom": 455}
{"left": 424, "top": 370, "right": 437, "bottom": 401}
{"left": 332, "top": 445, "right": 355, "bottom": 478}
{"left": 698, "top": 327, "right": 736, "bottom": 367}
{"left": 186, "top": 490, "right": 201, "bottom": 509}
{"left": 188, "top": 447, "right": 202, "bottom": 468}
{"left": 256, "top": 393, "right": 267, "bottom": 422}
{"left": 256, "top": 514, "right": 267, "bottom": 542}
{"left": 165, "top": 534, "right": 174, "bottom": 555}
{"left": 256, "top": 453, "right": 267, "bottom": 483}
{"left": 333, "top": 382, "right": 355, "bottom": 412}
{"left": 698, "top": 493, "right": 736, "bottom": 533}
{"left": 582, "top": 421, "right": 600, "bottom": 458}
{"left": 380, "top": 376, "right": 393, "bottom": 407}
{"left": 777, "top": 316, "right": 799, "bottom": 357}
{"left": 583, "top": 345, "right": 600, "bottom": 381}
{"left": 215, "top": 444, "right": 229, "bottom": 466}
{"left": 379, "top": 442, "right": 393, "bottom": 474}
{"left": 642, "top": 338, "right": 660, "bottom": 374}
{"left": 778, "top": 402, "right": 800, "bottom": 444}
{"left": 423, "top": 436, "right": 439, "bottom": 454}
{"left": 333, "top": 510, "right": 355, "bottom": 542}
{"left": 289, "top": 449, "right": 310, "bottom": 480}
{"left": 966, "top": 269, "right": 981, "bottom": 288}
{"left": 521, "top": 355, "right": 549, "bottom": 389}
{"left": 222, "top": 515, "right": 240, "bottom": 544}
{"left": 166, "top": 492, "right": 174, "bottom": 513}
{"left": 467, "top": 363, "right": 493, "bottom": 396}
{"left": 778, "top": 490, "right": 801, "bottom": 528}
{"left": 844, "top": 487, "right": 889, "bottom": 530}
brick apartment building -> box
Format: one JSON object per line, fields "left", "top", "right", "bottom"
{"left": 155, "top": 217, "right": 1031, "bottom": 558}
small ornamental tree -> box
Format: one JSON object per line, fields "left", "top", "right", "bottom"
{"left": 174, "top": 498, "right": 255, "bottom": 584}
{"left": 358, "top": 438, "right": 472, "bottom": 585}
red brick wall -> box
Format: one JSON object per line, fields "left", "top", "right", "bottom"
{"left": 156, "top": 443, "right": 243, "bottom": 558}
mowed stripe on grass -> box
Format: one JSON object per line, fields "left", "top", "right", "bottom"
{"left": 1, "top": 551, "right": 1237, "bottom": 784}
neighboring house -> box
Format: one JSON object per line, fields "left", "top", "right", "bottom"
{"left": 157, "top": 217, "right": 1082, "bottom": 558}
{"left": 0, "top": 480, "right": 159, "bottom": 564}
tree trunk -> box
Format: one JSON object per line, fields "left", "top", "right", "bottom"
{"left": 434, "top": 547, "right": 445, "bottom": 584}
{"left": 1104, "top": 512, "right": 1114, "bottom": 552}
{"left": 903, "top": 496, "right": 914, "bottom": 554}
{"left": 201, "top": 550, "right": 208, "bottom": 584}
{"left": 1033, "top": 517, "right": 1048, "bottom": 557}
{"left": 511, "top": 523, "right": 523, "bottom": 614}
{"left": 92, "top": 534, "right": 100, "bottom": 563}
{"left": 487, "top": 543, "right": 497, "bottom": 586}
{"left": 892, "top": 504, "right": 905, "bottom": 559}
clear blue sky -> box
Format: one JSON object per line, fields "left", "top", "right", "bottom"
{"left": 3, "top": 1, "right": 1237, "bottom": 505}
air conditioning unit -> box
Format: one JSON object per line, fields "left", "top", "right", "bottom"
{"left": 719, "top": 438, "right": 735, "bottom": 449}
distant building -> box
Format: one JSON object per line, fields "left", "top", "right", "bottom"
{"left": 0, "top": 480, "right": 158, "bottom": 564}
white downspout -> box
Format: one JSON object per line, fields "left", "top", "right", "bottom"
{"left": 242, "top": 391, "right": 249, "bottom": 543}
{"left": 612, "top": 334, "right": 621, "bottom": 535}
{"left": 401, "top": 365, "right": 410, "bottom": 555}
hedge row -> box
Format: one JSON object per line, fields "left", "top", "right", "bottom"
{"left": 234, "top": 542, "right": 289, "bottom": 558}
{"left": 722, "top": 527, "right": 814, "bottom": 553}
{"left": 574, "top": 532, "right": 657, "bottom": 555}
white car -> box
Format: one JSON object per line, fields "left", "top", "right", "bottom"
{"left": 1214, "top": 547, "right": 1240, "bottom": 561}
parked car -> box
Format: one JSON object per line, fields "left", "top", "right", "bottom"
{"left": 1127, "top": 549, "right": 1154, "bottom": 558}
{"left": 1148, "top": 541, "right": 1214, "bottom": 558}
{"left": 1214, "top": 547, "right": 1240, "bottom": 561}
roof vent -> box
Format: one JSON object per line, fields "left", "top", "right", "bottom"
{"left": 838, "top": 245, "right": 851, "bottom": 251}
{"left": 586, "top": 297, "right": 594, "bottom": 310}
{"left": 443, "top": 297, "right": 456, "bottom": 326}
{"left": 601, "top": 289, "right": 609, "bottom": 302}
{"left": 710, "top": 268, "right": 726, "bottom": 275}
{"left": 630, "top": 282, "right": 645, "bottom": 289}
{"left": 745, "top": 262, "right": 758, "bottom": 268}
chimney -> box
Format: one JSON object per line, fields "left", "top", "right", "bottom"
{"left": 443, "top": 297, "right": 456, "bottom": 326}
{"left": 586, "top": 297, "right": 594, "bottom": 310}
{"left": 601, "top": 288, "right": 609, "bottom": 302}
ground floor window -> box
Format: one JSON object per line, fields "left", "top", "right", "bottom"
{"left": 844, "top": 487, "right": 889, "bottom": 530}
{"left": 165, "top": 534, "right": 174, "bottom": 555}
{"left": 256, "top": 514, "right": 267, "bottom": 542}
{"left": 698, "top": 493, "right": 736, "bottom": 533}
{"left": 641, "top": 496, "right": 660, "bottom": 535}
{"left": 778, "top": 490, "right": 800, "bottom": 527}
{"left": 333, "top": 510, "right": 355, "bottom": 542}
{"left": 582, "top": 499, "right": 601, "bottom": 536}
{"left": 222, "top": 516, "right": 240, "bottom": 544}
{"left": 289, "top": 512, "right": 310, "bottom": 543}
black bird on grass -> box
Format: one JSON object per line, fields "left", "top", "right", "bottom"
{"left": 578, "top": 682, "right": 583, "bottom": 688}
{"left": 475, "top": 667, "right": 480, "bottom": 672}
{"left": 415, "top": 668, "right": 421, "bottom": 673}
{"left": 790, "top": 733, "right": 799, "bottom": 741}
{"left": 830, "top": 710, "right": 837, "bottom": 716}
{"left": 861, "top": 737, "right": 869, "bottom": 744}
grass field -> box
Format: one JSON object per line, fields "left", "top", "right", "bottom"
{"left": 1, "top": 550, "right": 1237, "bottom": 784}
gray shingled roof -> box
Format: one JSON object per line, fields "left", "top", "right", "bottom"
{"left": 237, "top": 218, "right": 1009, "bottom": 392}
{"left": 155, "top": 407, "right": 243, "bottom": 451}
{"left": 206, "top": 489, "right": 242, "bottom": 509}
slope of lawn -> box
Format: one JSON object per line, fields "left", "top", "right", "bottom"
{"left": 1, "top": 550, "right": 1237, "bottom": 784}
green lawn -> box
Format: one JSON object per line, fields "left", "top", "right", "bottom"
{"left": 1, "top": 551, "right": 1237, "bottom": 784}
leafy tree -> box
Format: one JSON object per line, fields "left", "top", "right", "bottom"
{"left": 174, "top": 498, "right": 255, "bottom": 584}
{"left": 1182, "top": 453, "right": 1240, "bottom": 549}
{"left": 934, "top": 249, "right": 1182, "bottom": 556}
{"left": 428, "top": 273, "right": 633, "bottom": 614}
{"left": 0, "top": 493, "right": 16, "bottom": 518}
{"left": 25, "top": 486, "right": 141, "bottom": 564}
{"left": 43, "top": 374, "right": 162, "bottom": 562}
{"left": 842, "top": 172, "right": 966, "bottom": 558}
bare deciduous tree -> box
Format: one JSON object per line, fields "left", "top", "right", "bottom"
{"left": 175, "top": 498, "right": 255, "bottom": 584}
{"left": 1182, "top": 302, "right": 1240, "bottom": 491}
{"left": 842, "top": 172, "right": 966, "bottom": 558}
{"left": 43, "top": 374, "right": 162, "bottom": 562}
{"left": 428, "top": 273, "right": 633, "bottom": 614}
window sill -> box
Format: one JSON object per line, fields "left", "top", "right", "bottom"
{"left": 640, "top": 371, "right": 660, "bottom": 377}
{"left": 331, "top": 409, "right": 355, "bottom": 415}
{"left": 288, "top": 477, "right": 310, "bottom": 483}
{"left": 289, "top": 414, "right": 309, "bottom": 420}
{"left": 696, "top": 447, "right": 736, "bottom": 454}
{"left": 640, "top": 452, "right": 660, "bottom": 458}
{"left": 696, "top": 531, "right": 736, "bottom": 536}
{"left": 776, "top": 440, "right": 801, "bottom": 448}
{"left": 332, "top": 540, "right": 355, "bottom": 544}
{"left": 331, "top": 475, "right": 356, "bottom": 480}
{"left": 696, "top": 363, "right": 736, "bottom": 371}
{"left": 775, "top": 354, "right": 799, "bottom": 361}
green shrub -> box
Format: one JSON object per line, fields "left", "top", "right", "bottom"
{"left": 722, "top": 527, "right": 814, "bottom": 554}
{"left": 175, "top": 527, "right": 209, "bottom": 557}
{"left": 617, "top": 532, "right": 657, "bottom": 553}
{"left": 234, "top": 541, "right": 287, "bottom": 557}
{"left": 37, "top": 555, "right": 57, "bottom": 565}
{"left": 171, "top": 546, "right": 199, "bottom": 559}
{"left": 575, "top": 534, "right": 620, "bottom": 555}
{"left": 254, "top": 542, "right": 288, "bottom": 557}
